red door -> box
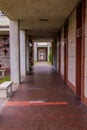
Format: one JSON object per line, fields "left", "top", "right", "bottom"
{"left": 76, "top": 2, "right": 82, "bottom": 98}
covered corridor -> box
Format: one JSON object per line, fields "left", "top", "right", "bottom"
{"left": 0, "top": 0, "right": 87, "bottom": 104}
{"left": 1, "top": 0, "right": 87, "bottom": 129}
{"left": 0, "top": 62, "right": 87, "bottom": 129}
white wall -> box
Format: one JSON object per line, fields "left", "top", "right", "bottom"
{"left": 60, "top": 26, "right": 64, "bottom": 76}
{"left": 57, "top": 40, "right": 59, "bottom": 71}
{"left": 68, "top": 10, "right": 76, "bottom": 87}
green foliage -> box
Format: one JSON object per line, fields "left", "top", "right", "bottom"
{"left": 0, "top": 76, "right": 10, "bottom": 84}
{"left": 49, "top": 50, "right": 52, "bottom": 64}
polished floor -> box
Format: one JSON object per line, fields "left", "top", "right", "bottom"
{"left": 0, "top": 62, "right": 87, "bottom": 130}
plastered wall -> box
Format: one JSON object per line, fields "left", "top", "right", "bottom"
{"left": 60, "top": 26, "right": 64, "bottom": 76}
{"left": 84, "top": 0, "right": 87, "bottom": 98}
{"left": 57, "top": 40, "right": 59, "bottom": 71}
{"left": 68, "top": 10, "right": 76, "bottom": 87}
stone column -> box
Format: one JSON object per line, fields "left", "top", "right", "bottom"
{"left": 34, "top": 42, "right": 37, "bottom": 61}
{"left": 25, "top": 36, "right": 29, "bottom": 72}
{"left": 20, "top": 30, "right": 26, "bottom": 77}
{"left": 48, "top": 42, "right": 50, "bottom": 61}
{"left": 10, "top": 20, "right": 20, "bottom": 84}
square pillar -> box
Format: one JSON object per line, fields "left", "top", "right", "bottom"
{"left": 34, "top": 42, "right": 37, "bottom": 61}
{"left": 47, "top": 42, "right": 51, "bottom": 61}
{"left": 10, "top": 20, "right": 20, "bottom": 84}
{"left": 25, "top": 36, "right": 29, "bottom": 72}
{"left": 20, "top": 30, "right": 26, "bottom": 77}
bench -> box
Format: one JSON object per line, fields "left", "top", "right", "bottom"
{"left": 0, "top": 81, "right": 13, "bottom": 98}
{"left": 0, "top": 69, "right": 6, "bottom": 76}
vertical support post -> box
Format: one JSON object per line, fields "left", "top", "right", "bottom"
{"left": 47, "top": 42, "right": 50, "bottom": 61}
{"left": 10, "top": 20, "right": 20, "bottom": 84}
{"left": 26, "top": 36, "right": 29, "bottom": 72}
{"left": 34, "top": 42, "right": 37, "bottom": 62}
{"left": 20, "top": 30, "right": 26, "bottom": 77}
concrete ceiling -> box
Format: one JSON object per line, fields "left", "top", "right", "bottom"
{"left": 0, "top": 0, "right": 81, "bottom": 39}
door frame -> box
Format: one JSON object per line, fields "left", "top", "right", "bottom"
{"left": 37, "top": 47, "right": 47, "bottom": 61}
{"left": 81, "top": 0, "right": 85, "bottom": 102}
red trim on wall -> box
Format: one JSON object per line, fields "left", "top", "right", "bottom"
{"left": 81, "top": 0, "right": 85, "bottom": 103}
{"left": 58, "top": 0, "right": 85, "bottom": 102}
{"left": 76, "top": 2, "right": 82, "bottom": 98}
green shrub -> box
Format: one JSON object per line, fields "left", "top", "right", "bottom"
{"left": 0, "top": 76, "right": 10, "bottom": 84}
{"left": 49, "top": 50, "right": 52, "bottom": 64}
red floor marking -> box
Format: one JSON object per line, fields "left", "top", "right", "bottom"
{"left": 6, "top": 101, "right": 68, "bottom": 106}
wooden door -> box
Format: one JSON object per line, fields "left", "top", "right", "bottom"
{"left": 76, "top": 2, "right": 82, "bottom": 98}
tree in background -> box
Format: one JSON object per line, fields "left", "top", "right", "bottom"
{"left": 49, "top": 48, "right": 52, "bottom": 64}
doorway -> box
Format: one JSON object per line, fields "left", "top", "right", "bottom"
{"left": 37, "top": 47, "right": 47, "bottom": 61}
{"left": 76, "top": 2, "right": 82, "bottom": 98}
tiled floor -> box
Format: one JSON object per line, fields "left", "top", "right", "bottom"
{"left": 0, "top": 62, "right": 87, "bottom": 130}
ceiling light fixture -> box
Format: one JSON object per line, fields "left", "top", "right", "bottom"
{"left": 39, "top": 19, "right": 48, "bottom": 22}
